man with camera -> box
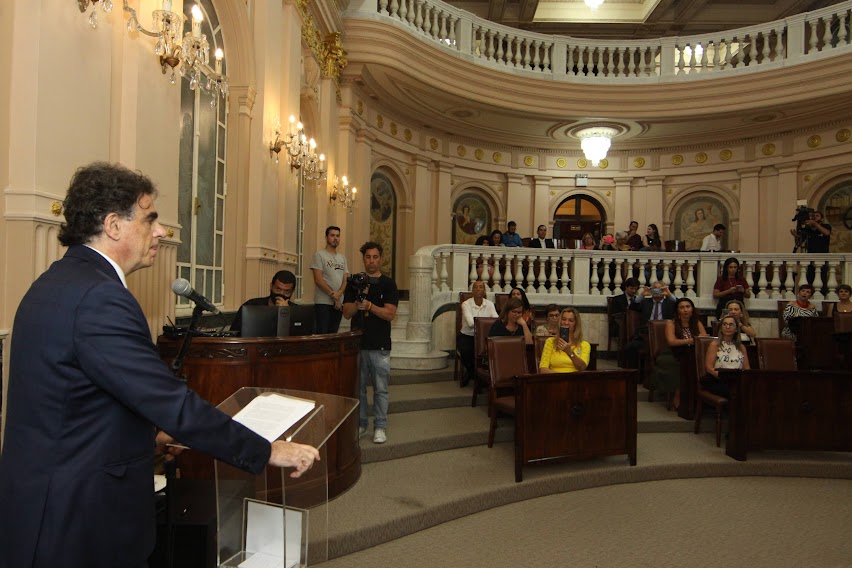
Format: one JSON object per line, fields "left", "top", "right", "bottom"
{"left": 230, "top": 270, "right": 297, "bottom": 333}
{"left": 343, "top": 242, "right": 399, "bottom": 444}
{"left": 790, "top": 209, "right": 831, "bottom": 253}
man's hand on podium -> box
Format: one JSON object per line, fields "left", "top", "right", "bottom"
{"left": 155, "top": 431, "right": 185, "bottom": 462}
{"left": 270, "top": 441, "right": 321, "bottom": 478}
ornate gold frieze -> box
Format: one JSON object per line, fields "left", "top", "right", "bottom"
{"left": 720, "top": 149, "right": 733, "bottom": 161}
{"left": 556, "top": 158, "right": 567, "bottom": 168}
{"left": 404, "top": 129, "right": 412, "bottom": 141}
{"left": 599, "top": 158, "right": 609, "bottom": 169}
{"left": 296, "top": 0, "right": 347, "bottom": 101}
{"left": 390, "top": 122, "right": 398, "bottom": 135}
{"left": 807, "top": 135, "right": 821, "bottom": 148}
{"left": 523, "top": 155, "right": 534, "bottom": 166}
{"left": 457, "top": 145, "right": 467, "bottom": 157}
{"left": 492, "top": 152, "right": 502, "bottom": 164}
{"left": 633, "top": 157, "right": 645, "bottom": 168}
{"left": 837, "top": 128, "right": 851, "bottom": 142}
{"left": 695, "top": 152, "right": 707, "bottom": 164}
{"left": 475, "top": 149, "right": 484, "bottom": 160}
{"left": 430, "top": 138, "right": 439, "bottom": 150}
{"left": 672, "top": 155, "right": 683, "bottom": 165}
{"left": 762, "top": 143, "right": 776, "bottom": 156}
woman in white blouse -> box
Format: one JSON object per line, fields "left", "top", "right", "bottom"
{"left": 703, "top": 313, "right": 750, "bottom": 398}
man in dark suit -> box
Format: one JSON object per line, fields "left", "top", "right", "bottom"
{"left": 609, "top": 277, "right": 641, "bottom": 351}
{"left": 621, "top": 281, "right": 677, "bottom": 369}
{"left": 0, "top": 163, "right": 320, "bottom": 568}
{"left": 528, "top": 224, "right": 556, "bottom": 248}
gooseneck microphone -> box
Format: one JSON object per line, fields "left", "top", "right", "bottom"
{"left": 171, "top": 278, "right": 221, "bottom": 314}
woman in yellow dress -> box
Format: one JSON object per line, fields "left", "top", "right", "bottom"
{"left": 539, "top": 307, "right": 591, "bottom": 373}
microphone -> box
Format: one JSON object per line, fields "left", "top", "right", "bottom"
{"left": 171, "top": 278, "right": 220, "bottom": 314}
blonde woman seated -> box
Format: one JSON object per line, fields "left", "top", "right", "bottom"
{"left": 703, "top": 314, "right": 750, "bottom": 399}
{"left": 539, "top": 307, "right": 591, "bottom": 373}
{"left": 723, "top": 299, "right": 756, "bottom": 344}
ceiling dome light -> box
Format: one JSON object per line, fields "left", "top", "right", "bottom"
{"left": 584, "top": 0, "right": 604, "bottom": 12}
{"left": 577, "top": 127, "right": 618, "bottom": 167}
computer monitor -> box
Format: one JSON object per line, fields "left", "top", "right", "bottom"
{"left": 238, "top": 305, "right": 290, "bottom": 338}
{"left": 238, "top": 304, "right": 316, "bottom": 337}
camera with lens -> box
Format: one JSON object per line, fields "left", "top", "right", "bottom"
{"left": 791, "top": 204, "right": 814, "bottom": 225}
{"left": 347, "top": 272, "right": 370, "bottom": 303}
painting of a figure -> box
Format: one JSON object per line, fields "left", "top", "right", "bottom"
{"left": 818, "top": 181, "right": 852, "bottom": 253}
{"left": 370, "top": 172, "right": 396, "bottom": 278}
{"left": 453, "top": 193, "right": 491, "bottom": 245}
{"left": 674, "top": 195, "right": 729, "bottom": 251}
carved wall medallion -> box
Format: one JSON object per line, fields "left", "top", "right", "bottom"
{"left": 837, "top": 128, "right": 851, "bottom": 142}
{"left": 457, "top": 145, "right": 467, "bottom": 157}
{"left": 556, "top": 157, "right": 567, "bottom": 168}
{"left": 672, "top": 155, "right": 684, "bottom": 165}
{"left": 357, "top": 100, "right": 364, "bottom": 115}
{"left": 695, "top": 152, "right": 708, "bottom": 164}
{"left": 633, "top": 157, "right": 645, "bottom": 168}
{"left": 762, "top": 143, "right": 776, "bottom": 156}
{"left": 807, "top": 135, "right": 821, "bottom": 148}
{"left": 404, "top": 128, "right": 412, "bottom": 141}
{"left": 599, "top": 158, "right": 609, "bottom": 169}
{"left": 720, "top": 149, "right": 733, "bottom": 161}
{"left": 166, "top": 228, "right": 174, "bottom": 238}
{"left": 475, "top": 149, "right": 484, "bottom": 160}
{"left": 492, "top": 151, "right": 502, "bottom": 163}
{"left": 390, "top": 122, "right": 398, "bottom": 135}
{"left": 577, "top": 158, "right": 588, "bottom": 169}
{"left": 376, "top": 115, "right": 384, "bottom": 129}
{"left": 50, "top": 201, "right": 62, "bottom": 216}
{"left": 430, "top": 138, "right": 439, "bottom": 151}
{"left": 523, "top": 155, "right": 534, "bottom": 166}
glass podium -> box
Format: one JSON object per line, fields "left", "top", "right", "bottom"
{"left": 214, "top": 388, "right": 357, "bottom": 567}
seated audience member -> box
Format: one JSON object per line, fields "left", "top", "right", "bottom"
{"left": 824, "top": 284, "right": 852, "bottom": 316}
{"left": 712, "top": 257, "right": 751, "bottom": 319}
{"left": 458, "top": 280, "right": 498, "bottom": 387}
{"left": 231, "top": 270, "right": 297, "bottom": 333}
{"left": 703, "top": 313, "right": 750, "bottom": 398}
{"left": 580, "top": 233, "right": 598, "bottom": 250}
{"left": 701, "top": 223, "right": 726, "bottom": 251}
{"left": 643, "top": 224, "right": 662, "bottom": 251}
{"left": 613, "top": 231, "right": 632, "bottom": 251}
{"left": 489, "top": 298, "right": 533, "bottom": 344}
{"left": 529, "top": 224, "right": 556, "bottom": 248}
{"left": 651, "top": 298, "right": 707, "bottom": 410}
{"left": 781, "top": 283, "right": 819, "bottom": 341}
{"left": 490, "top": 229, "right": 504, "bottom": 246}
{"left": 510, "top": 287, "right": 534, "bottom": 327}
{"left": 600, "top": 233, "right": 616, "bottom": 250}
{"left": 474, "top": 235, "right": 490, "bottom": 246}
{"left": 536, "top": 304, "right": 561, "bottom": 336}
{"left": 502, "top": 221, "right": 523, "bottom": 247}
{"left": 539, "top": 307, "right": 590, "bottom": 373}
{"left": 625, "top": 221, "right": 643, "bottom": 251}
{"left": 723, "top": 299, "right": 756, "bottom": 344}
{"left": 622, "top": 281, "right": 677, "bottom": 369}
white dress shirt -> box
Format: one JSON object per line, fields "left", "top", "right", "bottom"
{"left": 460, "top": 297, "right": 498, "bottom": 336}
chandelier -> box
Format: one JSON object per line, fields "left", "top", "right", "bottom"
{"left": 329, "top": 175, "right": 357, "bottom": 213}
{"left": 79, "top": 1, "right": 229, "bottom": 106}
{"left": 584, "top": 0, "right": 604, "bottom": 11}
{"left": 577, "top": 126, "right": 617, "bottom": 167}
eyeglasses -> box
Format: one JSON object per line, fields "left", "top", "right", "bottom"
{"left": 721, "top": 322, "right": 737, "bottom": 327}
{"left": 547, "top": 313, "right": 560, "bottom": 318}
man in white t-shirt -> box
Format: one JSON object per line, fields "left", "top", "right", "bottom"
{"left": 457, "top": 280, "right": 498, "bottom": 386}
{"left": 311, "top": 226, "right": 349, "bottom": 333}
{"left": 700, "top": 224, "right": 726, "bottom": 252}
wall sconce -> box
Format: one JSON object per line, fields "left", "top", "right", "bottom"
{"left": 329, "top": 175, "right": 357, "bottom": 213}
{"left": 80, "top": 1, "right": 229, "bottom": 105}
{"left": 270, "top": 127, "right": 284, "bottom": 163}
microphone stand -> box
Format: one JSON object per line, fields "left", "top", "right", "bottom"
{"left": 165, "top": 303, "right": 205, "bottom": 568}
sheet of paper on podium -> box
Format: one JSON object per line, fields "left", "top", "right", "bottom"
{"left": 232, "top": 393, "right": 316, "bottom": 442}
{"left": 237, "top": 552, "right": 287, "bottom": 568}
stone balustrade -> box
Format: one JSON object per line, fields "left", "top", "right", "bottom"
{"left": 347, "top": 0, "right": 852, "bottom": 81}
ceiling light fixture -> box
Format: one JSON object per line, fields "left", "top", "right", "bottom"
{"left": 584, "top": 0, "right": 604, "bottom": 12}
{"left": 577, "top": 126, "right": 617, "bottom": 167}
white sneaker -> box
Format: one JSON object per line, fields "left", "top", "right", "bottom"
{"left": 358, "top": 426, "right": 368, "bottom": 438}
{"left": 373, "top": 428, "right": 387, "bottom": 444}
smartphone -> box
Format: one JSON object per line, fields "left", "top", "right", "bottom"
{"left": 559, "top": 326, "right": 570, "bottom": 342}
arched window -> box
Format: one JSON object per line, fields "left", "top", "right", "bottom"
{"left": 176, "top": 0, "right": 227, "bottom": 314}
{"left": 553, "top": 195, "right": 606, "bottom": 246}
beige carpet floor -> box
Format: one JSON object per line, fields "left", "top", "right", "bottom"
{"left": 322, "top": 476, "right": 852, "bottom": 568}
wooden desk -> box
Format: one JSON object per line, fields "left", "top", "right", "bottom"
{"left": 678, "top": 343, "right": 757, "bottom": 421}
{"left": 513, "top": 370, "right": 638, "bottom": 482}
{"left": 157, "top": 332, "right": 362, "bottom": 499}
{"left": 721, "top": 369, "right": 852, "bottom": 461}
{"left": 796, "top": 317, "right": 840, "bottom": 370}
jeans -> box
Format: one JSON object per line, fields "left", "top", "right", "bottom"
{"left": 314, "top": 303, "right": 343, "bottom": 334}
{"left": 359, "top": 349, "right": 390, "bottom": 430}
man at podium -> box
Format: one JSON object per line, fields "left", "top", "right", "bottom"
{"left": 0, "top": 163, "right": 319, "bottom": 568}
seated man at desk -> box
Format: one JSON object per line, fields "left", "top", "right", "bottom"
{"left": 231, "top": 270, "right": 297, "bottom": 333}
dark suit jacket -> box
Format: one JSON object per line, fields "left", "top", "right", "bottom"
{"left": 528, "top": 238, "right": 555, "bottom": 249}
{"left": 0, "top": 246, "right": 271, "bottom": 568}
{"left": 611, "top": 292, "right": 637, "bottom": 316}
{"left": 629, "top": 295, "right": 677, "bottom": 337}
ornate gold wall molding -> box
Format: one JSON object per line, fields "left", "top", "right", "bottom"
{"left": 296, "top": 0, "right": 348, "bottom": 101}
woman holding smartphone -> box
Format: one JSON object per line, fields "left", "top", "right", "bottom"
{"left": 539, "top": 307, "right": 590, "bottom": 373}
{"left": 713, "top": 257, "right": 751, "bottom": 319}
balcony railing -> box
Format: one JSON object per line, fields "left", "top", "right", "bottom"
{"left": 348, "top": 0, "right": 852, "bottom": 82}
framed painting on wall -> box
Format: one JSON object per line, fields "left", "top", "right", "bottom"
{"left": 819, "top": 181, "right": 852, "bottom": 253}
{"left": 452, "top": 192, "right": 492, "bottom": 245}
{"left": 673, "top": 195, "right": 730, "bottom": 251}
{"left": 370, "top": 172, "right": 397, "bottom": 278}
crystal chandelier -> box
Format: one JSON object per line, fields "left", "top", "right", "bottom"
{"left": 329, "top": 176, "right": 357, "bottom": 213}
{"left": 584, "top": 0, "right": 604, "bottom": 11}
{"left": 577, "top": 127, "right": 617, "bottom": 167}
{"left": 80, "top": 1, "right": 229, "bottom": 106}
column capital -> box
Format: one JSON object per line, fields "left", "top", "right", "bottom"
{"left": 645, "top": 175, "right": 666, "bottom": 184}
{"left": 613, "top": 177, "right": 633, "bottom": 186}
{"left": 533, "top": 175, "right": 553, "bottom": 184}
{"left": 355, "top": 128, "right": 377, "bottom": 145}
{"left": 737, "top": 167, "right": 762, "bottom": 177}
{"left": 505, "top": 172, "right": 525, "bottom": 183}
{"left": 776, "top": 161, "right": 801, "bottom": 174}
{"left": 436, "top": 161, "right": 454, "bottom": 173}
{"left": 412, "top": 155, "right": 431, "bottom": 168}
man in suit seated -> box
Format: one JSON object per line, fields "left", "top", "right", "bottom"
{"left": 622, "top": 280, "right": 677, "bottom": 370}
{"left": 231, "top": 269, "right": 297, "bottom": 333}
{"left": 0, "top": 162, "right": 320, "bottom": 568}
{"left": 609, "top": 277, "right": 641, "bottom": 346}
{"left": 529, "top": 224, "right": 556, "bottom": 248}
